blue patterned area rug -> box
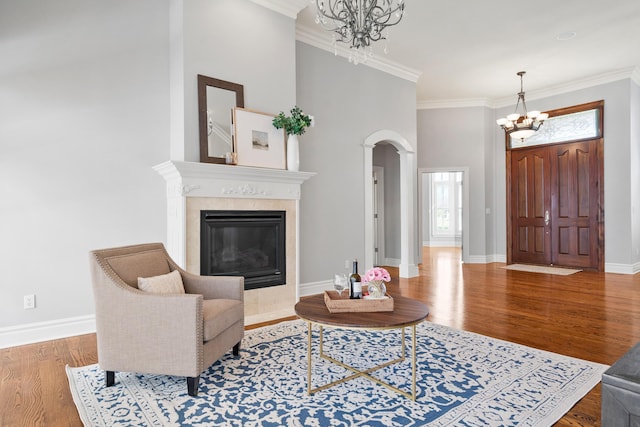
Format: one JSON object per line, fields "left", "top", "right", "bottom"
{"left": 67, "top": 320, "right": 607, "bottom": 426}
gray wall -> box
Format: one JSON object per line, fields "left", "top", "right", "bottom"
{"left": 417, "top": 79, "right": 640, "bottom": 268}
{"left": 296, "top": 41, "right": 417, "bottom": 282}
{"left": 0, "top": 0, "right": 170, "bottom": 328}
{"left": 0, "top": 0, "right": 298, "bottom": 331}
{"left": 171, "top": 0, "right": 296, "bottom": 161}
{"left": 416, "top": 107, "right": 490, "bottom": 260}
{"left": 484, "top": 107, "right": 498, "bottom": 258}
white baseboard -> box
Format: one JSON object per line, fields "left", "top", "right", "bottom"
{"left": 423, "top": 241, "right": 462, "bottom": 247}
{"left": 299, "top": 279, "right": 332, "bottom": 297}
{"left": 466, "top": 254, "right": 492, "bottom": 264}
{"left": 8, "top": 257, "right": 634, "bottom": 350}
{"left": 467, "top": 255, "right": 640, "bottom": 272}
{"left": 486, "top": 254, "right": 507, "bottom": 263}
{"left": 0, "top": 315, "right": 96, "bottom": 349}
{"left": 480, "top": 258, "right": 636, "bottom": 273}
{"left": 0, "top": 307, "right": 306, "bottom": 349}
{"left": 382, "top": 257, "right": 401, "bottom": 267}
{"left": 604, "top": 262, "right": 640, "bottom": 275}
{"left": 0, "top": 282, "right": 333, "bottom": 349}
{"left": 461, "top": 254, "right": 506, "bottom": 264}
{"left": 399, "top": 263, "right": 420, "bottom": 278}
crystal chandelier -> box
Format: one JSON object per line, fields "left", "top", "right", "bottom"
{"left": 313, "top": 0, "right": 405, "bottom": 64}
{"left": 496, "top": 71, "right": 549, "bottom": 142}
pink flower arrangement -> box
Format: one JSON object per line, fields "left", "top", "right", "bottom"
{"left": 363, "top": 267, "right": 391, "bottom": 283}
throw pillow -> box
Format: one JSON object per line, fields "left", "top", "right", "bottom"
{"left": 138, "top": 270, "right": 185, "bottom": 294}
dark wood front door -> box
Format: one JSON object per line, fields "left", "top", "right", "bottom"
{"left": 508, "top": 139, "right": 603, "bottom": 270}
{"left": 550, "top": 140, "right": 602, "bottom": 268}
{"left": 510, "top": 147, "right": 552, "bottom": 265}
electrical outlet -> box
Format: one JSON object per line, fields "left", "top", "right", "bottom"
{"left": 344, "top": 259, "right": 350, "bottom": 269}
{"left": 24, "top": 294, "right": 35, "bottom": 309}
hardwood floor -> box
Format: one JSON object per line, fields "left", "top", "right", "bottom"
{"left": 399, "top": 248, "right": 640, "bottom": 426}
{"left": 1, "top": 247, "right": 638, "bottom": 426}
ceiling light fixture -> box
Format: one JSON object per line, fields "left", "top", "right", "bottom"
{"left": 496, "top": 71, "right": 549, "bottom": 142}
{"left": 313, "top": 0, "right": 405, "bottom": 64}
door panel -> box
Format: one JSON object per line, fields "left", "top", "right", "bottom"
{"left": 551, "top": 141, "right": 600, "bottom": 268}
{"left": 510, "top": 148, "right": 551, "bottom": 265}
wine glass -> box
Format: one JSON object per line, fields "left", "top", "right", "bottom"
{"left": 333, "top": 273, "right": 348, "bottom": 298}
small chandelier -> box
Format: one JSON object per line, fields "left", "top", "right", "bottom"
{"left": 496, "top": 71, "right": 549, "bottom": 141}
{"left": 313, "top": 0, "right": 405, "bottom": 63}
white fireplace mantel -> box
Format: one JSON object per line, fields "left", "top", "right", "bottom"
{"left": 153, "top": 160, "right": 315, "bottom": 200}
{"left": 153, "top": 160, "right": 315, "bottom": 268}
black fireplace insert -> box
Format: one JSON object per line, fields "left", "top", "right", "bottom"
{"left": 200, "top": 210, "right": 286, "bottom": 290}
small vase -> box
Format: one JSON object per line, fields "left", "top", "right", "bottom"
{"left": 287, "top": 134, "right": 299, "bottom": 171}
{"left": 367, "top": 280, "right": 386, "bottom": 298}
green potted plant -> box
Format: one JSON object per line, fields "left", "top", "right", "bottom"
{"left": 272, "top": 106, "right": 312, "bottom": 171}
{"left": 272, "top": 106, "right": 312, "bottom": 136}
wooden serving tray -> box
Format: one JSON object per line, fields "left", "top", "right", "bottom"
{"left": 324, "top": 290, "right": 394, "bottom": 313}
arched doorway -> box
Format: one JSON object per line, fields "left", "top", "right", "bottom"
{"left": 363, "top": 130, "right": 419, "bottom": 278}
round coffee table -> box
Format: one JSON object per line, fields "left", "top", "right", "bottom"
{"left": 295, "top": 293, "right": 429, "bottom": 400}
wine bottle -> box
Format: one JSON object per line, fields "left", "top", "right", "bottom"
{"left": 349, "top": 259, "right": 362, "bottom": 299}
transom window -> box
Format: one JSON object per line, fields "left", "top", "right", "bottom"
{"left": 508, "top": 100, "right": 603, "bottom": 149}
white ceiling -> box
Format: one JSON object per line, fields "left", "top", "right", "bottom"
{"left": 295, "top": 0, "right": 640, "bottom": 106}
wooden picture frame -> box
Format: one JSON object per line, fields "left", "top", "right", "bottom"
{"left": 198, "top": 75, "right": 244, "bottom": 164}
{"left": 233, "top": 108, "right": 286, "bottom": 169}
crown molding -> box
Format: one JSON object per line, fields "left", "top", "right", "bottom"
{"left": 295, "top": 25, "right": 422, "bottom": 83}
{"left": 421, "top": 66, "right": 640, "bottom": 110}
{"left": 250, "top": 0, "right": 308, "bottom": 19}
{"left": 491, "top": 66, "right": 640, "bottom": 109}
{"left": 417, "top": 98, "right": 492, "bottom": 110}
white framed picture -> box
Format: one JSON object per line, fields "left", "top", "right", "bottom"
{"left": 233, "top": 107, "right": 286, "bottom": 169}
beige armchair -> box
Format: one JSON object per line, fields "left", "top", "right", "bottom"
{"left": 89, "top": 243, "right": 244, "bottom": 397}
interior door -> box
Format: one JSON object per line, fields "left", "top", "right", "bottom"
{"left": 510, "top": 147, "right": 552, "bottom": 265}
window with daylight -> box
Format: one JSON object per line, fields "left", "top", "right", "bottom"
{"left": 431, "top": 172, "right": 462, "bottom": 238}
{"left": 509, "top": 101, "right": 603, "bottom": 149}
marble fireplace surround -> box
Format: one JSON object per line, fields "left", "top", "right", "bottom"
{"left": 153, "top": 161, "right": 315, "bottom": 325}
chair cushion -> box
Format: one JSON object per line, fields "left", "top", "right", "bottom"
{"left": 138, "top": 270, "right": 185, "bottom": 294}
{"left": 105, "top": 249, "right": 171, "bottom": 287}
{"left": 202, "top": 299, "right": 244, "bottom": 342}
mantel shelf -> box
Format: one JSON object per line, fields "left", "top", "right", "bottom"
{"left": 154, "top": 160, "right": 315, "bottom": 184}
{"left": 153, "top": 160, "right": 316, "bottom": 200}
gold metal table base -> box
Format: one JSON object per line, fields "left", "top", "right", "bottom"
{"left": 305, "top": 322, "right": 417, "bottom": 400}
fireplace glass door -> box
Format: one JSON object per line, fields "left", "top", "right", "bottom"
{"left": 200, "top": 210, "right": 286, "bottom": 290}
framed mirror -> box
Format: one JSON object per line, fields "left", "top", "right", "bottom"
{"left": 198, "top": 74, "right": 244, "bottom": 164}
